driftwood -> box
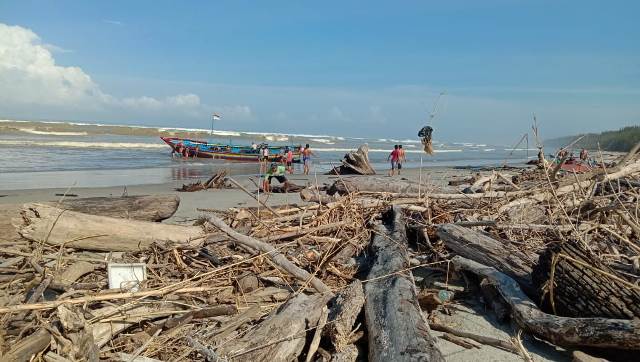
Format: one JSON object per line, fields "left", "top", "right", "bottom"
{"left": 15, "top": 203, "right": 205, "bottom": 251}
{"left": 300, "top": 188, "right": 337, "bottom": 205}
{"left": 90, "top": 304, "right": 180, "bottom": 348}
{"left": 3, "top": 328, "right": 52, "bottom": 362}
{"left": 217, "top": 293, "right": 331, "bottom": 361}
{"left": 327, "top": 177, "right": 422, "bottom": 196}
{"left": 429, "top": 320, "right": 518, "bottom": 354}
{"left": 452, "top": 256, "right": 640, "bottom": 349}
{"left": 328, "top": 144, "right": 376, "bottom": 175}
{"left": 50, "top": 261, "right": 97, "bottom": 291}
{"left": 178, "top": 169, "right": 230, "bottom": 191}
{"left": 51, "top": 194, "right": 179, "bottom": 221}
{"left": 207, "top": 214, "right": 333, "bottom": 294}
{"left": 364, "top": 207, "right": 444, "bottom": 362}
{"left": 326, "top": 280, "right": 365, "bottom": 352}
{"left": 437, "top": 224, "right": 537, "bottom": 297}
{"left": 532, "top": 241, "right": 640, "bottom": 319}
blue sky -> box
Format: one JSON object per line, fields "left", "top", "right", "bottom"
{"left": 0, "top": 0, "right": 638, "bottom": 143}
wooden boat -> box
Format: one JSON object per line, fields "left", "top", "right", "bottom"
{"left": 160, "top": 137, "right": 302, "bottom": 162}
{"left": 560, "top": 159, "right": 593, "bottom": 173}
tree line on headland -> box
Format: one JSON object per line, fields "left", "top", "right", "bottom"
{"left": 545, "top": 125, "right": 640, "bottom": 152}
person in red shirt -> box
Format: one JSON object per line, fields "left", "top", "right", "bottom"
{"left": 387, "top": 145, "right": 400, "bottom": 176}
{"left": 285, "top": 147, "right": 294, "bottom": 174}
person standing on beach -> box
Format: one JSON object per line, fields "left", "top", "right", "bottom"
{"left": 388, "top": 145, "right": 400, "bottom": 176}
{"left": 302, "top": 144, "right": 316, "bottom": 175}
{"left": 286, "top": 147, "right": 294, "bottom": 174}
{"left": 260, "top": 146, "right": 270, "bottom": 174}
{"left": 397, "top": 145, "right": 406, "bottom": 175}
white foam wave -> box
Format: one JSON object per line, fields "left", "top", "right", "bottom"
{"left": 483, "top": 148, "right": 496, "bottom": 152}
{"left": 310, "top": 138, "right": 335, "bottom": 145}
{"left": 18, "top": 128, "right": 88, "bottom": 136}
{"left": 0, "top": 140, "right": 165, "bottom": 149}
{"left": 314, "top": 147, "right": 462, "bottom": 154}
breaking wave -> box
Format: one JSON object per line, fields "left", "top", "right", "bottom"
{"left": 18, "top": 128, "right": 89, "bottom": 136}
{"left": 0, "top": 140, "right": 165, "bottom": 149}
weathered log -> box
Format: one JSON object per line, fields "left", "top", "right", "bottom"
{"left": 327, "top": 177, "right": 422, "bottom": 196}
{"left": 326, "top": 280, "right": 365, "bottom": 351}
{"left": 50, "top": 194, "right": 179, "bottom": 221}
{"left": 327, "top": 144, "right": 376, "bottom": 175}
{"left": 2, "top": 328, "right": 51, "bottom": 362}
{"left": 532, "top": 241, "right": 640, "bottom": 319}
{"left": 300, "top": 188, "right": 337, "bottom": 205}
{"left": 364, "top": 206, "right": 444, "bottom": 362}
{"left": 15, "top": 203, "right": 205, "bottom": 251}
{"left": 452, "top": 256, "right": 640, "bottom": 349}
{"left": 437, "top": 224, "right": 537, "bottom": 297}
{"left": 217, "top": 293, "right": 331, "bottom": 361}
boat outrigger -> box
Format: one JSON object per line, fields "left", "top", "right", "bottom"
{"left": 160, "top": 137, "right": 302, "bottom": 162}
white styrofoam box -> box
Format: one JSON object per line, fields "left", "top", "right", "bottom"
{"left": 107, "top": 263, "right": 147, "bottom": 292}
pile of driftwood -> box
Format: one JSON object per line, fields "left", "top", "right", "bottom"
{"left": 1, "top": 144, "right": 640, "bottom": 361}
{"left": 178, "top": 169, "right": 231, "bottom": 192}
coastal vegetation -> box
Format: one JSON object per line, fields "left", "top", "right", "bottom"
{"left": 546, "top": 125, "right": 640, "bottom": 152}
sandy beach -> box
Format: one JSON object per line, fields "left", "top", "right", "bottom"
{"left": 0, "top": 163, "right": 578, "bottom": 361}
{"left": 0, "top": 166, "right": 478, "bottom": 222}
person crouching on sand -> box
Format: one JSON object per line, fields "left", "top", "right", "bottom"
{"left": 263, "top": 163, "right": 289, "bottom": 193}
{"left": 388, "top": 145, "right": 400, "bottom": 176}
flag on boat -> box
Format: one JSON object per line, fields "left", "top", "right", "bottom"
{"left": 212, "top": 113, "right": 221, "bottom": 120}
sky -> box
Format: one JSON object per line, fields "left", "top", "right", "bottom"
{"left": 0, "top": 0, "right": 638, "bottom": 143}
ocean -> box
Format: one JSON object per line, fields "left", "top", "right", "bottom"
{"left": 0, "top": 120, "right": 535, "bottom": 190}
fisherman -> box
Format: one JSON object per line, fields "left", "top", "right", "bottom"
{"left": 558, "top": 147, "right": 568, "bottom": 161}
{"left": 263, "top": 162, "right": 289, "bottom": 193}
{"left": 579, "top": 148, "right": 589, "bottom": 161}
{"left": 388, "top": 145, "right": 400, "bottom": 176}
{"left": 302, "top": 144, "right": 316, "bottom": 175}
{"left": 397, "top": 145, "right": 406, "bottom": 175}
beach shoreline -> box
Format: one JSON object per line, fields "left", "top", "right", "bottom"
{"left": 0, "top": 166, "right": 485, "bottom": 226}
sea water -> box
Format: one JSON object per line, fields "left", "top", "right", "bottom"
{"left": 0, "top": 120, "right": 535, "bottom": 190}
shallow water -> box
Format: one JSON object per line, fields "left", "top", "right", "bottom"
{"left": 0, "top": 120, "right": 535, "bottom": 190}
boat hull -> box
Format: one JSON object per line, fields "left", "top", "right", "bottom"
{"left": 160, "top": 137, "right": 301, "bottom": 163}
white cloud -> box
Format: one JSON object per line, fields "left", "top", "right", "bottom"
{"left": 103, "top": 20, "right": 124, "bottom": 26}
{"left": 0, "top": 23, "right": 250, "bottom": 122}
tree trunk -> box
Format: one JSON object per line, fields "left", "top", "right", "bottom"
{"left": 532, "top": 241, "right": 640, "bottom": 319}
{"left": 327, "top": 177, "right": 422, "bottom": 196}
{"left": 452, "top": 256, "right": 640, "bottom": 349}
{"left": 327, "top": 144, "right": 376, "bottom": 175}
{"left": 15, "top": 203, "right": 205, "bottom": 251}
{"left": 216, "top": 293, "right": 331, "bottom": 361}
{"left": 437, "top": 224, "right": 537, "bottom": 297}
{"left": 364, "top": 206, "right": 444, "bottom": 362}
{"left": 326, "top": 280, "right": 364, "bottom": 353}
{"left": 51, "top": 195, "right": 179, "bottom": 221}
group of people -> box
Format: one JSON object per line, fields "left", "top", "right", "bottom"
{"left": 261, "top": 143, "right": 316, "bottom": 192}
{"left": 387, "top": 144, "right": 407, "bottom": 176}
{"left": 557, "top": 147, "right": 591, "bottom": 163}
{"left": 172, "top": 143, "right": 196, "bottom": 158}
